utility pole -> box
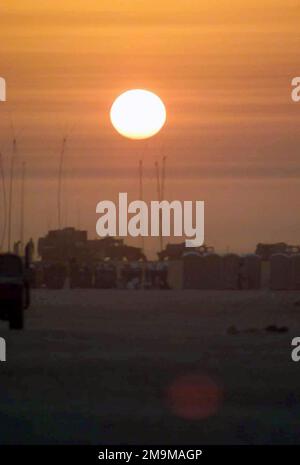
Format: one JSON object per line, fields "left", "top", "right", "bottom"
{"left": 139, "top": 159, "right": 145, "bottom": 252}
{"left": 20, "top": 161, "right": 26, "bottom": 254}
{"left": 7, "top": 136, "right": 16, "bottom": 251}
{"left": 57, "top": 136, "right": 67, "bottom": 229}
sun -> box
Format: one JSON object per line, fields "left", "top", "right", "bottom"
{"left": 110, "top": 89, "right": 166, "bottom": 140}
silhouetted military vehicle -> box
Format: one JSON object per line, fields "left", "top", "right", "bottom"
{"left": 256, "top": 242, "right": 300, "bottom": 260}
{"left": 0, "top": 253, "right": 30, "bottom": 329}
{"left": 158, "top": 242, "right": 214, "bottom": 260}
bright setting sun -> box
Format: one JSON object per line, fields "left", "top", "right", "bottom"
{"left": 110, "top": 89, "right": 166, "bottom": 140}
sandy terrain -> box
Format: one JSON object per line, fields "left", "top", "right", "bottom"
{"left": 1, "top": 289, "right": 300, "bottom": 444}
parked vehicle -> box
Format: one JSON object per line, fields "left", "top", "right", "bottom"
{"left": 0, "top": 253, "right": 30, "bottom": 329}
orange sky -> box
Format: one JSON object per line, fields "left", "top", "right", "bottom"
{"left": 0, "top": 0, "right": 300, "bottom": 256}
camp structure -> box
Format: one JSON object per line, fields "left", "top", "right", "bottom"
{"left": 243, "top": 254, "right": 261, "bottom": 289}
{"left": 94, "top": 263, "right": 117, "bottom": 289}
{"left": 70, "top": 262, "right": 93, "bottom": 289}
{"left": 43, "top": 262, "right": 67, "bottom": 289}
{"left": 181, "top": 252, "right": 222, "bottom": 289}
{"left": 291, "top": 254, "right": 300, "bottom": 290}
{"left": 222, "top": 253, "right": 240, "bottom": 290}
{"left": 182, "top": 252, "right": 203, "bottom": 289}
{"left": 270, "top": 254, "right": 291, "bottom": 290}
{"left": 169, "top": 253, "right": 239, "bottom": 290}
{"left": 167, "top": 260, "right": 183, "bottom": 289}
{"left": 201, "top": 253, "right": 222, "bottom": 289}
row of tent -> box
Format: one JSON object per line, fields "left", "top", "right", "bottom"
{"left": 270, "top": 253, "right": 300, "bottom": 290}
{"left": 29, "top": 261, "right": 169, "bottom": 290}
{"left": 28, "top": 253, "right": 300, "bottom": 290}
{"left": 169, "top": 253, "right": 300, "bottom": 290}
{"left": 168, "top": 253, "right": 261, "bottom": 289}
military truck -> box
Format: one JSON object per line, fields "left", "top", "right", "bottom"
{"left": 0, "top": 252, "right": 30, "bottom": 329}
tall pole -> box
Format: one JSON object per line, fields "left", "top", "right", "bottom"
{"left": 57, "top": 136, "right": 67, "bottom": 230}
{"left": 139, "top": 159, "right": 143, "bottom": 201}
{"left": 7, "top": 136, "right": 16, "bottom": 251}
{"left": 139, "top": 159, "right": 144, "bottom": 252}
{"left": 20, "top": 161, "right": 26, "bottom": 254}
{"left": 160, "top": 155, "right": 167, "bottom": 252}
{"left": 155, "top": 160, "right": 163, "bottom": 253}
{"left": 155, "top": 161, "right": 161, "bottom": 201}
{"left": 0, "top": 152, "right": 7, "bottom": 251}
{"left": 77, "top": 203, "right": 81, "bottom": 230}
{"left": 161, "top": 156, "right": 166, "bottom": 199}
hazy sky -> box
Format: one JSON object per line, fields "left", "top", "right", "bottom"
{"left": 0, "top": 0, "right": 300, "bottom": 256}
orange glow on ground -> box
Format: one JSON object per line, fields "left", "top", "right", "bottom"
{"left": 166, "top": 374, "right": 222, "bottom": 420}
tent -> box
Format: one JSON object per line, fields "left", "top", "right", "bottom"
{"left": 222, "top": 254, "right": 240, "bottom": 290}
{"left": 244, "top": 254, "right": 261, "bottom": 289}
{"left": 183, "top": 253, "right": 204, "bottom": 289}
{"left": 202, "top": 254, "right": 222, "bottom": 289}
{"left": 270, "top": 253, "right": 291, "bottom": 290}
{"left": 291, "top": 254, "right": 300, "bottom": 290}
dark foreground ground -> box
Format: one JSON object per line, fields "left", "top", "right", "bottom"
{"left": 1, "top": 289, "right": 300, "bottom": 444}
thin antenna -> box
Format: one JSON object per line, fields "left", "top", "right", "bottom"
{"left": 0, "top": 152, "right": 7, "bottom": 251}
{"left": 139, "top": 159, "right": 144, "bottom": 200}
{"left": 57, "top": 122, "right": 75, "bottom": 229}
{"left": 20, "top": 161, "right": 26, "bottom": 254}
{"left": 57, "top": 136, "right": 67, "bottom": 229}
{"left": 7, "top": 131, "right": 17, "bottom": 251}
{"left": 161, "top": 155, "right": 167, "bottom": 200}
{"left": 155, "top": 160, "right": 161, "bottom": 201}
{"left": 77, "top": 203, "right": 81, "bottom": 230}
{"left": 46, "top": 198, "right": 52, "bottom": 232}
{"left": 47, "top": 215, "right": 52, "bottom": 232}
{"left": 160, "top": 155, "right": 167, "bottom": 251}
{"left": 139, "top": 159, "right": 144, "bottom": 251}
{"left": 155, "top": 160, "right": 164, "bottom": 253}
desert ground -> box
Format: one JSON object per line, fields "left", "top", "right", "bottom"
{"left": 1, "top": 289, "right": 300, "bottom": 444}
